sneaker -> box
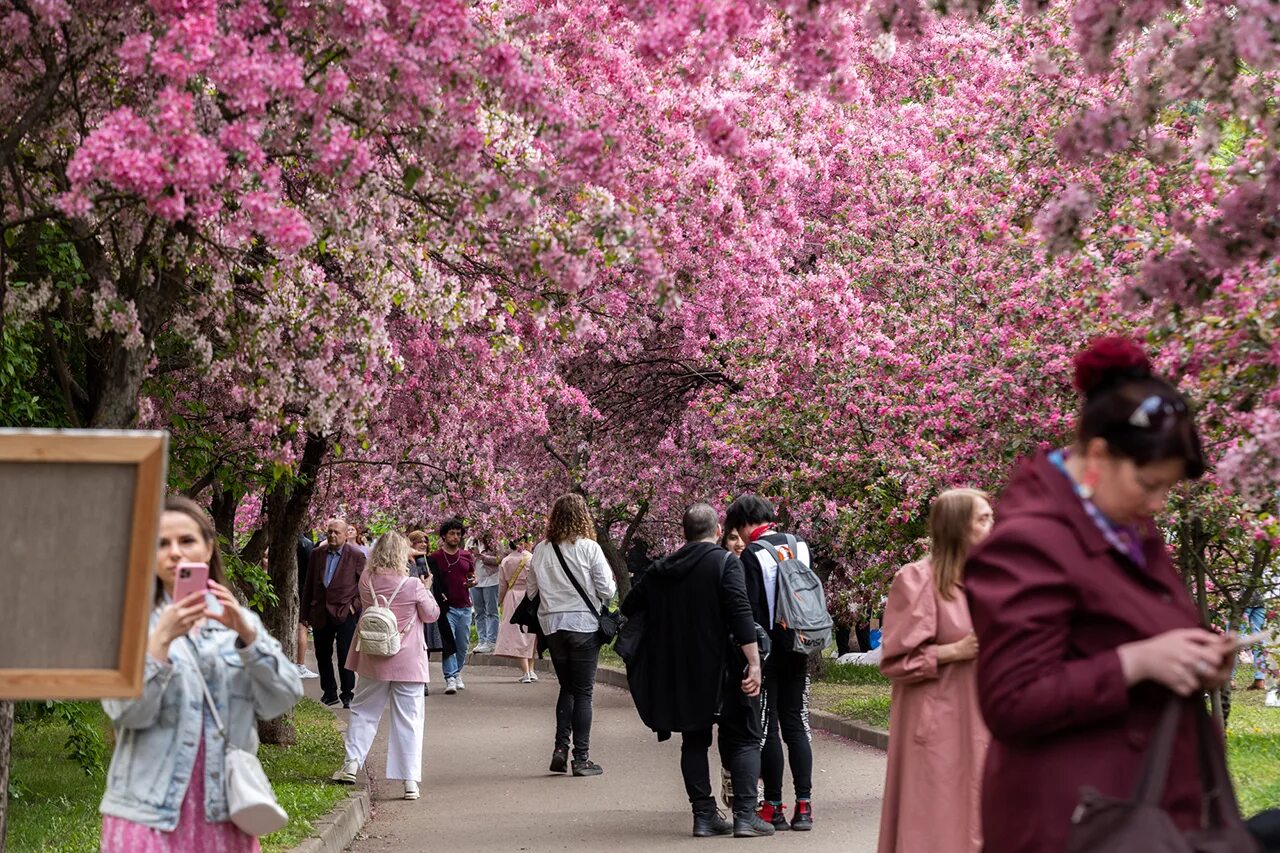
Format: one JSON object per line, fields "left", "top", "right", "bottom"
{"left": 518, "top": 672, "right": 534, "bottom": 683}
{"left": 693, "top": 810, "right": 733, "bottom": 837}
{"left": 733, "top": 813, "right": 776, "bottom": 838}
{"left": 571, "top": 759, "right": 604, "bottom": 777}
{"left": 403, "top": 780, "right": 420, "bottom": 800}
{"left": 529, "top": 671, "right": 538, "bottom": 682}
{"left": 444, "top": 677, "right": 458, "bottom": 695}
{"left": 456, "top": 677, "right": 465, "bottom": 690}
{"left": 1249, "top": 678, "right": 1266, "bottom": 691}
{"left": 758, "top": 801, "right": 790, "bottom": 832}
{"left": 321, "top": 694, "right": 340, "bottom": 707}
{"left": 331, "top": 759, "right": 359, "bottom": 783}
{"left": 549, "top": 747, "right": 569, "bottom": 773}
{"left": 791, "top": 800, "right": 813, "bottom": 831}
{"left": 295, "top": 664, "right": 319, "bottom": 679}
{"left": 474, "top": 643, "right": 494, "bottom": 654}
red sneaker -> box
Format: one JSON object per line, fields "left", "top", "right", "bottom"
{"left": 791, "top": 800, "right": 813, "bottom": 831}
{"left": 757, "top": 801, "right": 790, "bottom": 831}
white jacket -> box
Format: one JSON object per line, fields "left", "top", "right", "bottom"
{"left": 526, "top": 538, "right": 617, "bottom": 635}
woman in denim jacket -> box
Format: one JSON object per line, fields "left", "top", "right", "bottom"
{"left": 99, "top": 496, "right": 303, "bottom": 852}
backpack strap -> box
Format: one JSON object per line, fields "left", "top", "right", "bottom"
{"left": 362, "top": 574, "right": 414, "bottom": 637}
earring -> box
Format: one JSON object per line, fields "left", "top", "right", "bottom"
{"left": 1079, "top": 469, "right": 1098, "bottom": 500}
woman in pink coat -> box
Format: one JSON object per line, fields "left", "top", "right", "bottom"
{"left": 332, "top": 531, "right": 440, "bottom": 800}
{"left": 877, "top": 488, "right": 994, "bottom": 853}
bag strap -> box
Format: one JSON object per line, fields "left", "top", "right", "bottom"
{"left": 1192, "top": 698, "right": 1243, "bottom": 828}
{"left": 1133, "top": 697, "right": 1186, "bottom": 806}
{"left": 510, "top": 554, "right": 531, "bottom": 590}
{"left": 551, "top": 542, "right": 600, "bottom": 618}
{"left": 185, "top": 637, "right": 228, "bottom": 739}
{"left": 362, "top": 575, "right": 414, "bottom": 637}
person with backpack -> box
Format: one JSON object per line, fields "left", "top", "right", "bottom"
{"left": 621, "top": 503, "right": 772, "bottom": 838}
{"left": 877, "top": 488, "right": 994, "bottom": 853}
{"left": 333, "top": 531, "right": 441, "bottom": 801}
{"left": 727, "top": 494, "right": 831, "bottom": 832}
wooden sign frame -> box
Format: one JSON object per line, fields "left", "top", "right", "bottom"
{"left": 0, "top": 429, "right": 168, "bottom": 699}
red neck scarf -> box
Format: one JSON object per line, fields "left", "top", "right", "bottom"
{"left": 748, "top": 524, "right": 775, "bottom": 543}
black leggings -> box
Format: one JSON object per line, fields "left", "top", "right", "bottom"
{"left": 761, "top": 651, "right": 813, "bottom": 802}
{"left": 546, "top": 630, "right": 601, "bottom": 760}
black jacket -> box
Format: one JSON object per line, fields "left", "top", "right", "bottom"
{"left": 620, "top": 541, "right": 757, "bottom": 733}
{"left": 740, "top": 531, "right": 812, "bottom": 669}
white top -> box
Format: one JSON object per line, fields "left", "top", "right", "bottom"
{"left": 473, "top": 551, "right": 501, "bottom": 588}
{"left": 750, "top": 536, "right": 811, "bottom": 625}
{"left": 526, "top": 538, "right": 617, "bottom": 635}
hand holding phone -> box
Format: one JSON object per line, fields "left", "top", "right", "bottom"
{"left": 174, "top": 562, "right": 223, "bottom": 615}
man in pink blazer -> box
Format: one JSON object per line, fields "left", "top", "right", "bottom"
{"left": 303, "top": 518, "right": 366, "bottom": 708}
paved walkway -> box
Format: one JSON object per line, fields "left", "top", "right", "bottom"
{"left": 306, "top": 658, "right": 886, "bottom": 852}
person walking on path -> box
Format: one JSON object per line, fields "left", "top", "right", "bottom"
{"left": 431, "top": 516, "right": 475, "bottom": 694}
{"left": 622, "top": 503, "right": 774, "bottom": 839}
{"left": 294, "top": 532, "right": 319, "bottom": 679}
{"left": 471, "top": 534, "right": 503, "bottom": 654}
{"left": 333, "top": 532, "right": 441, "bottom": 800}
{"left": 303, "top": 518, "right": 367, "bottom": 708}
{"left": 100, "top": 496, "right": 302, "bottom": 853}
{"left": 527, "top": 493, "right": 616, "bottom": 777}
{"left": 727, "top": 494, "right": 817, "bottom": 832}
{"left": 877, "top": 488, "right": 994, "bottom": 853}
{"left": 965, "top": 337, "right": 1237, "bottom": 853}
{"left": 494, "top": 534, "right": 538, "bottom": 681}
{"left": 409, "top": 530, "right": 446, "bottom": 687}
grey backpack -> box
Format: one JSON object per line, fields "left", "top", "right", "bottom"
{"left": 756, "top": 535, "right": 833, "bottom": 655}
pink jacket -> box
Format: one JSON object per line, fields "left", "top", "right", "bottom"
{"left": 345, "top": 572, "right": 440, "bottom": 683}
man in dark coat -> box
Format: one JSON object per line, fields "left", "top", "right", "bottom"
{"left": 302, "top": 518, "right": 366, "bottom": 708}
{"left": 621, "top": 503, "right": 770, "bottom": 838}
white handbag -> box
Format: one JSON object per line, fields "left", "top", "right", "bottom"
{"left": 190, "top": 642, "right": 289, "bottom": 836}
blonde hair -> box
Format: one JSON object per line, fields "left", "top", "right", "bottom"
{"left": 368, "top": 530, "right": 410, "bottom": 575}
{"left": 545, "top": 494, "right": 596, "bottom": 545}
{"left": 928, "top": 488, "right": 990, "bottom": 601}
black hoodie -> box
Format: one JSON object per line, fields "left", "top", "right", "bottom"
{"left": 620, "top": 541, "right": 757, "bottom": 734}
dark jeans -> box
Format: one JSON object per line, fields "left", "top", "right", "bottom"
{"left": 682, "top": 686, "right": 766, "bottom": 817}
{"left": 762, "top": 651, "right": 813, "bottom": 802}
{"left": 314, "top": 613, "right": 357, "bottom": 703}
{"left": 546, "top": 630, "right": 601, "bottom": 760}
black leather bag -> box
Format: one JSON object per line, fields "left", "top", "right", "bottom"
{"left": 1067, "top": 697, "right": 1258, "bottom": 853}
{"left": 551, "top": 542, "right": 623, "bottom": 644}
{"left": 509, "top": 592, "right": 541, "bottom": 634}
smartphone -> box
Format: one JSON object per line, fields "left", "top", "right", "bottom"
{"left": 173, "top": 562, "right": 223, "bottom": 615}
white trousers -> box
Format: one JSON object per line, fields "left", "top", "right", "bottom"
{"left": 344, "top": 679, "right": 425, "bottom": 782}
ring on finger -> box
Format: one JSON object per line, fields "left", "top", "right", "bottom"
{"left": 1194, "top": 660, "right": 1211, "bottom": 676}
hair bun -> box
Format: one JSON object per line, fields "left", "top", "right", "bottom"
{"left": 1073, "top": 336, "right": 1152, "bottom": 395}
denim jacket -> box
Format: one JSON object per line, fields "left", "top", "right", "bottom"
{"left": 99, "top": 605, "right": 303, "bottom": 830}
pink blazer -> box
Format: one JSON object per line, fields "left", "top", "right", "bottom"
{"left": 345, "top": 572, "right": 440, "bottom": 683}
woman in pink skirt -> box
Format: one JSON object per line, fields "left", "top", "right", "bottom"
{"left": 494, "top": 534, "right": 537, "bottom": 682}
{"left": 100, "top": 496, "right": 302, "bottom": 853}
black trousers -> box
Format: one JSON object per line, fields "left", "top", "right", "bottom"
{"left": 314, "top": 613, "right": 357, "bottom": 703}
{"left": 546, "top": 630, "right": 601, "bottom": 760}
{"left": 682, "top": 685, "right": 766, "bottom": 817}
{"left": 762, "top": 650, "right": 813, "bottom": 802}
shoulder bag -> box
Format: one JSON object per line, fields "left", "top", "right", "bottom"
{"left": 508, "top": 556, "right": 540, "bottom": 634}
{"left": 1067, "top": 696, "right": 1258, "bottom": 852}
{"left": 188, "top": 639, "right": 289, "bottom": 837}
{"left": 551, "top": 541, "right": 623, "bottom": 644}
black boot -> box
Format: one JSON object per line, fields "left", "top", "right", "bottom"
{"left": 693, "top": 810, "right": 733, "bottom": 837}
{"left": 571, "top": 758, "right": 604, "bottom": 777}
{"left": 733, "top": 812, "right": 776, "bottom": 838}
{"left": 549, "top": 747, "right": 569, "bottom": 773}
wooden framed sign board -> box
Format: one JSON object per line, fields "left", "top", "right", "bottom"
{"left": 0, "top": 429, "right": 168, "bottom": 699}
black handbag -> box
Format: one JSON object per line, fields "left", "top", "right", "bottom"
{"left": 551, "top": 541, "right": 623, "bottom": 644}
{"left": 509, "top": 592, "right": 541, "bottom": 633}
{"left": 1067, "top": 696, "right": 1258, "bottom": 852}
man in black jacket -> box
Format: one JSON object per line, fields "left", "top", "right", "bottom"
{"left": 726, "top": 494, "right": 816, "bottom": 833}
{"left": 621, "top": 503, "right": 772, "bottom": 838}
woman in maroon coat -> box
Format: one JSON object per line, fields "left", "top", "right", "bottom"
{"left": 965, "top": 337, "right": 1237, "bottom": 853}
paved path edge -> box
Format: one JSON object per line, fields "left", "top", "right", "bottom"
{"left": 469, "top": 656, "right": 891, "bottom": 751}
{"left": 287, "top": 788, "right": 371, "bottom": 853}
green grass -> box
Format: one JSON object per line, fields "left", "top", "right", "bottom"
{"left": 6, "top": 698, "right": 346, "bottom": 853}
{"left": 1226, "top": 677, "right": 1280, "bottom": 816}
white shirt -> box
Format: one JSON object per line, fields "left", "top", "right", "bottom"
{"left": 526, "top": 538, "right": 617, "bottom": 635}
{"left": 751, "top": 535, "right": 811, "bottom": 625}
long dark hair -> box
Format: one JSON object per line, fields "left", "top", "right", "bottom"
{"left": 1074, "top": 337, "right": 1205, "bottom": 478}
{"left": 157, "top": 495, "right": 229, "bottom": 605}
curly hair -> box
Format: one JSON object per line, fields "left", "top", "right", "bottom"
{"left": 545, "top": 494, "right": 596, "bottom": 545}
{"left": 369, "top": 530, "right": 410, "bottom": 576}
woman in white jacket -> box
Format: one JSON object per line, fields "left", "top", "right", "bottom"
{"left": 526, "top": 494, "right": 616, "bottom": 777}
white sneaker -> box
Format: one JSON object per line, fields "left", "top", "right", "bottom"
{"left": 529, "top": 671, "right": 538, "bottom": 682}
{"left": 296, "top": 664, "right": 319, "bottom": 679}
{"left": 403, "top": 780, "right": 420, "bottom": 800}
{"left": 444, "top": 677, "right": 458, "bottom": 695}
{"left": 456, "top": 677, "right": 466, "bottom": 690}
{"left": 474, "top": 643, "right": 494, "bottom": 654}
{"left": 518, "top": 672, "right": 534, "bottom": 683}
{"left": 331, "top": 759, "right": 359, "bottom": 783}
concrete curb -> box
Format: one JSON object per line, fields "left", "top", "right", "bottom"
{"left": 287, "top": 788, "right": 371, "bottom": 853}
{"left": 469, "top": 655, "right": 891, "bottom": 751}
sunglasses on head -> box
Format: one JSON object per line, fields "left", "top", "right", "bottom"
{"left": 1127, "top": 395, "right": 1187, "bottom": 431}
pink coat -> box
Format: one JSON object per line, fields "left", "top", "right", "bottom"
{"left": 345, "top": 572, "right": 440, "bottom": 683}
{"left": 878, "top": 559, "right": 989, "bottom": 853}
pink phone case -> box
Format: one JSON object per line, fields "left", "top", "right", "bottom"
{"left": 173, "top": 562, "right": 209, "bottom": 603}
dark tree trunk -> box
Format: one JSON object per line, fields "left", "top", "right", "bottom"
{"left": 257, "top": 433, "right": 328, "bottom": 746}
{"left": 595, "top": 519, "right": 630, "bottom": 601}
{"left": 0, "top": 699, "right": 13, "bottom": 851}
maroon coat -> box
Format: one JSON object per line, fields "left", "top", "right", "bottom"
{"left": 965, "top": 451, "right": 1210, "bottom": 853}
{"left": 303, "top": 543, "right": 366, "bottom": 627}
